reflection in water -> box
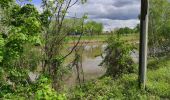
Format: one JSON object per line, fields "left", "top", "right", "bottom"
{"left": 64, "top": 43, "right": 139, "bottom": 87}
{"left": 84, "top": 45, "right": 103, "bottom": 59}
{"left": 64, "top": 43, "right": 107, "bottom": 87}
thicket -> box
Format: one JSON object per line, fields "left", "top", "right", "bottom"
{"left": 0, "top": 0, "right": 85, "bottom": 99}
{"left": 101, "top": 35, "right": 137, "bottom": 77}
{"left": 0, "top": 0, "right": 170, "bottom": 99}
{"left": 148, "top": 0, "right": 170, "bottom": 57}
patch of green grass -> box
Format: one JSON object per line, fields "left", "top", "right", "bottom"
{"left": 119, "top": 34, "right": 139, "bottom": 42}
{"left": 66, "top": 34, "right": 139, "bottom": 43}
{"left": 147, "top": 57, "right": 170, "bottom": 98}
{"left": 67, "top": 57, "right": 170, "bottom": 99}
{"left": 66, "top": 35, "right": 108, "bottom": 43}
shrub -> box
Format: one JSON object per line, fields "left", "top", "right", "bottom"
{"left": 34, "top": 76, "right": 67, "bottom": 100}
{"left": 0, "top": 75, "right": 67, "bottom": 100}
{"left": 101, "top": 36, "right": 136, "bottom": 77}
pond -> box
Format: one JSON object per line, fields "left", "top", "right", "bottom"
{"left": 28, "top": 42, "right": 139, "bottom": 88}
{"left": 63, "top": 43, "right": 107, "bottom": 87}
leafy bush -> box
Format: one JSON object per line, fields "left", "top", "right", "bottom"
{"left": 34, "top": 76, "right": 67, "bottom": 100}
{"left": 1, "top": 75, "right": 67, "bottom": 100}
{"left": 101, "top": 36, "right": 136, "bottom": 77}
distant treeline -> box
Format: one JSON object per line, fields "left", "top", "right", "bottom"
{"left": 114, "top": 24, "right": 140, "bottom": 35}
{"left": 64, "top": 18, "right": 140, "bottom": 35}
{"left": 63, "top": 19, "right": 103, "bottom": 35}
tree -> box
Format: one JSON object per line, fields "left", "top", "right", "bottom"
{"left": 148, "top": 0, "right": 170, "bottom": 56}
{"left": 40, "top": 0, "right": 87, "bottom": 89}
{"left": 0, "top": 1, "right": 44, "bottom": 98}
{"left": 84, "top": 21, "right": 103, "bottom": 35}
{"left": 1, "top": 4, "right": 41, "bottom": 66}
{"left": 0, "top": 0, "right": 88, "bottom": 95}
{"left": 101, "top": 36, "right": 136, "bottom": 77}
{"left": 116, "top": 27, "right": 135, "bottom": 35}
{"left": 0, "top": 0, "right": 13, "bottom": 8}
{"left": 62, "top": 18, "right": 83, "bottom": 35}
{"left": 134, "top": 24, "right": 140, "bottom": 33}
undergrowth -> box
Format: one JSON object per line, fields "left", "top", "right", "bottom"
{"left": 67, "top": 57, "right": 170, "bottom": 100}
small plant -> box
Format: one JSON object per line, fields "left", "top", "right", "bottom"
{"left": 34, "top": 76, "right": 67, "bottom": 100}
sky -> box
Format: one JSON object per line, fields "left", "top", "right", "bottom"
{"left": 26, "top": 0, "right": 141, "bottom": 31}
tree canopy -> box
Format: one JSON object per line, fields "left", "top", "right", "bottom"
{"left": 84, "top": 21, "right": 103, "bottom": 35}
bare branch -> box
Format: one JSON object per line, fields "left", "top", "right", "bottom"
{"left": 60, "top": 17, "right": 85, "bottom": 60}
{"left": 61, "top": 32, "right": 83, "bottom": 60}
{"left": 57, "top": 0, "right": 72, "bottom": 34}
{"left": 69, "top": 0, "right": 79, "bottom": 8}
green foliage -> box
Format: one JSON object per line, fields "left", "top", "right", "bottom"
{"left": 84, "top": 21, "right": 103, "bottom": 35}
{"left": 0, "top": 2, "right": 44, "bottom": 99}
{"left": 0, "top": 0, "right": 169, "bottom": 99}
{"left": 116, "top": 27, "right": 136, "bottom": 35}
{"left": 134, "top": 24, "right": 140, "bottom": 33}
{"left": 148, "top": 0, "right": 170, "bottom": 56}
{"left": 63, "top": 17, "right": 101, "bottom": 36}
{"left": 0, "top": 0, "right": 13, "bottom": 8}
{"left": 2, "top": 4, "right": 42, "bottom": 65}
{"left": 81, "top": 0, "right": 87, "bottom": 4}
{"left": 68, "top": 77, "right": 123, "bottom": 100}
{"left": 0, "top": 34, "right": 4, "bottom": 62}
{"left": 68, "top": 60, "right": 170, "bottom": 99}
{"left": 34, "top": 76, "right": 67, "bottom": 100}
{"left": 101, "top": 36, "right": 136, "bottom": 77}
{"left": 147, "top": 58, "right": 170, "bottom": 98}
{"left": 0, "top": 68, "right": 30, "bottom": 99}
{"left": 68, "top": 74, "right": 160, "bottom": 100}
{"left": 63, "top": 19, "right": 83, "bottom": 35}
{"left": 40, "top": 10, "right": 52, "bottom": 27}
{"left": 10, "top": 4, "right": 41, "bottom": 35}
{"left": 0, "top": 75, "right": 67, "bottom": 99}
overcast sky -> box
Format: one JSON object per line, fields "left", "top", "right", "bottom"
{"left": 27, "top": 0, "right": 141, "bottom": 31}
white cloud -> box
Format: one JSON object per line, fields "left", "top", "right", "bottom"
{"left": 67, "top": 0, "right": 140, "bottom": 31}
{"left": 89, "top": 19, "right": 140, "bottom": 31}
{"left": 32, "top": 0, "right": 141, "bottom": 31}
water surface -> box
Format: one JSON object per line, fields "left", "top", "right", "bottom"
{"left": 64, "top": 43, "right": 107, "bottom": 87}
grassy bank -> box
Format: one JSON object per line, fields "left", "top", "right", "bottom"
{"left": 66, "top": 57, "right": 170, "bottom": 99}
{"left": 66, "top": 34, "right": 139, "bottom": 43}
